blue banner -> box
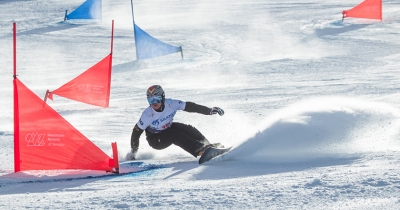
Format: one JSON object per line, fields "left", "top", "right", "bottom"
{"left": 134, "top": 24, "right": 182, "bottom": 60}
{"left": 66, "top": 0, "right": 101, "bottom": 20}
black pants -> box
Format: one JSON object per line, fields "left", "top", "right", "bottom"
{"left": 145, "top": 122, "right": 210, "bottom": 157}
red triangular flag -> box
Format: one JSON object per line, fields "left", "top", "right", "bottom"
{"left": 49, "top": 54, "right": 112, "bottom": 108}
{"left": 14, "top": 78, "right": 113, "bottom": 171}
{"left": 342, "top": 0, "right": 382, "bottom": 20}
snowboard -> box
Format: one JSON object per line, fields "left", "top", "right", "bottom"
{"left": 199, "top": 146, "right": 232, "bottom": 164}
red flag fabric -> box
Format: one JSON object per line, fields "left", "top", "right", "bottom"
{"left": 342, "top": 0, "right": 382, "bottom": 20}
{"left": 48, "top": 54, "right": 112, "bottom": 108}
{"left": 14, "top": 78, "right": 113, "bottom": 171}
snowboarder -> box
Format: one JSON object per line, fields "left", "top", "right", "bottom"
{"left": 126, "top": 85, "right": 225, "bottom": 160}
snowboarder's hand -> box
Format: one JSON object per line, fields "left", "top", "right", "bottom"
{"left": 126, "top": 148, "right": 138, "bottom": 161}
{"left": 210, "top": 107, "right": 224, "bottom": 116}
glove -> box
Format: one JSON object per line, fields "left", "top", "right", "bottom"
{"left": 210, "top": 107, "right": 224, "bottom": 116}
{"left": 125, "top": 148, "right": 138, "bottom": 161}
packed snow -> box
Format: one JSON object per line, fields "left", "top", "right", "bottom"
{"left": 1, "top": 0, "right": 400, "bottom": 209}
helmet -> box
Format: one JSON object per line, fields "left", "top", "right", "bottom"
{"left": 146, "top": 85, "right": 165, "bottom": 105}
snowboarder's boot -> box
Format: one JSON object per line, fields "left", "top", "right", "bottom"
{"left": 196, "top": 143, "right": 224, "bottom": 157}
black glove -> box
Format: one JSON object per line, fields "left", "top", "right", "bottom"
{"left": 210, "top": 107, "right": 224, "bottom": 116}
{"left": 126, "top": 148, "right": 138, "bottom": 161}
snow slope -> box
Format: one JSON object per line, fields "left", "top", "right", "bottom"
{"left": 1, "top": 0, "right": 400, "bottom": 209}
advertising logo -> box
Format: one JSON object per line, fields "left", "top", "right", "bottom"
{"left": 25, "top": 132, "right": 45, "bottom": 146}
{"left": 78, "top": 84, "right": 93, "bottom": 93}
{"left": 78, "top": 84, "right": 104, "bottom": 94}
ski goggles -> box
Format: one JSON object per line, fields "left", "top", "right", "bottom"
{"left": 147, "top": 95, "right": 163, "bottom": 105}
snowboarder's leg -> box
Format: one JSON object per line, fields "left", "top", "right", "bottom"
{"left": 170, "top": 122, "right": 210, "bottom": 145}
{"left": 146, "top": 133, "right": 173, "bottom": 150}
{"left": 160, "top": 125, "right": 206, "bottom": 157}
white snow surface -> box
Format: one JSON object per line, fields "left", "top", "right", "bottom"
{"left": 1, "top": 0, "right": 400, "bottom": 209}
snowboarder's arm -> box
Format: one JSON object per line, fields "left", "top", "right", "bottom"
{"left": 131, "top": 124, "right": 144, "bottom": 150}
{"left": 184, "top": 102, "right": 224, "bottom": 116}
{"left": 127, "top": 124, "right": 143, "bottom": 161}
{"left": 184, "top": 102, "right": 212, "bottom": 115}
